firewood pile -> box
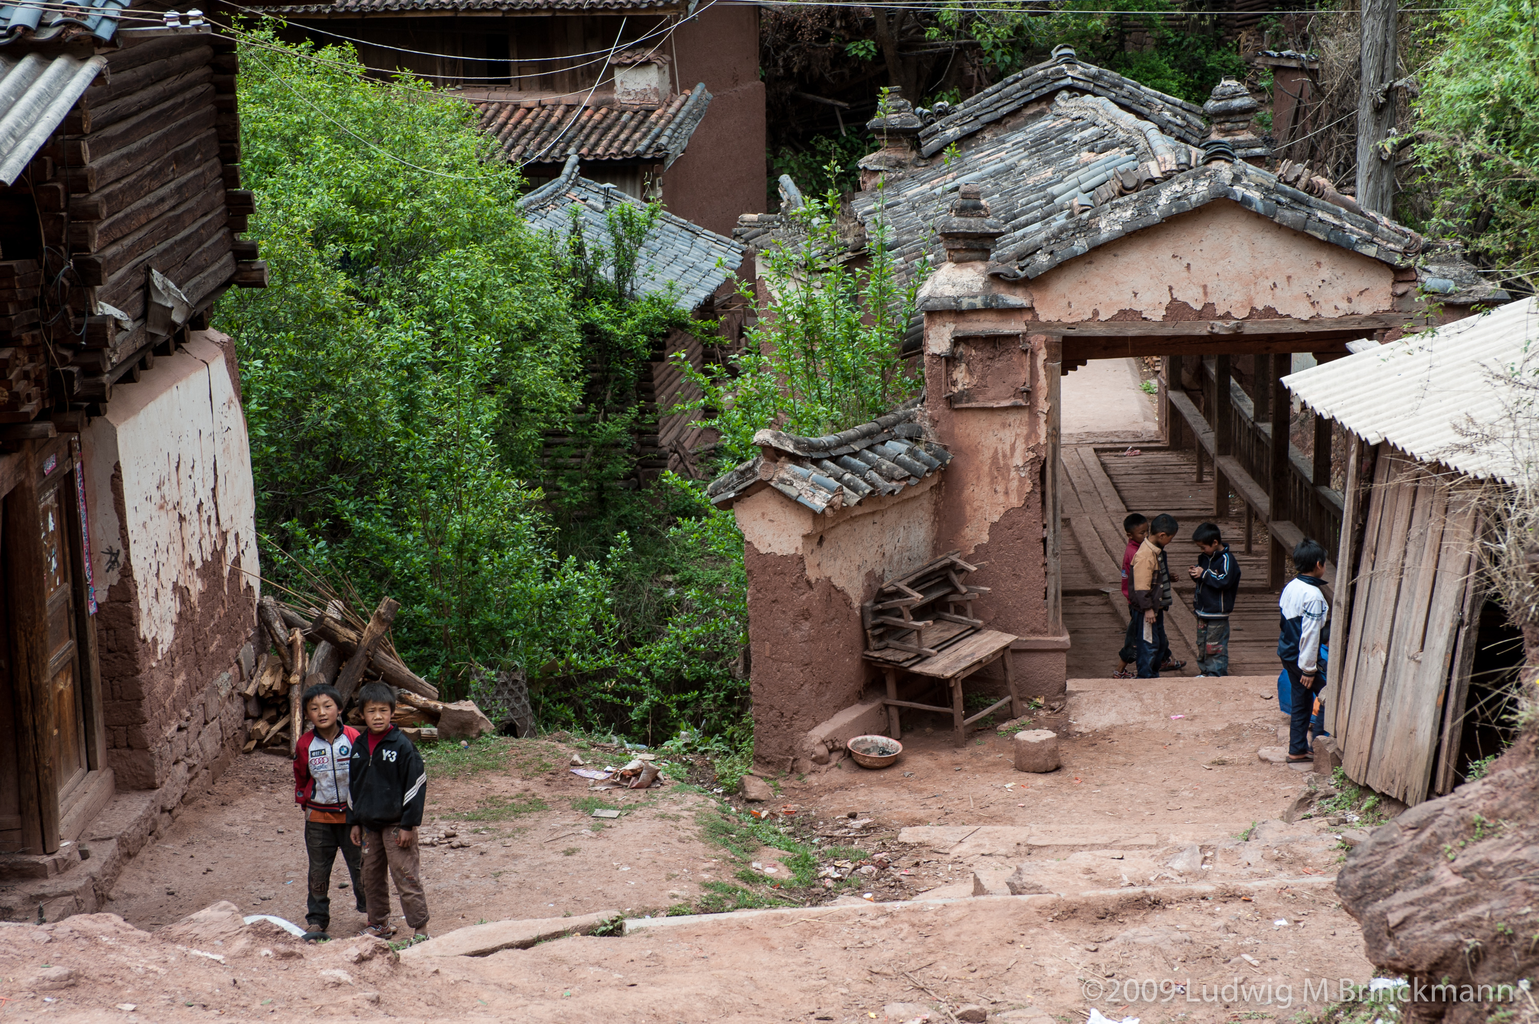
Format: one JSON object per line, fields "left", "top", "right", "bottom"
{"left": 241, "top": 594, "right": 441, "bottom": 755}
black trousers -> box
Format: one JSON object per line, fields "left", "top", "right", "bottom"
{"left": 305, "top": 819, "right": 365, "bottom": 930}
{"left": 1281, "top": 659, "right": 1325, "bottom": 758}
{"left": 1119, "top": 603, "right": 1140, "bottom": 665}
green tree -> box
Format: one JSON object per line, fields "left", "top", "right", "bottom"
{"left": 1413, "top": 0, "right": 1539, "bottom": 290}
{"left": 682, "top": 185, "right": 923, "bottom": 467}
{"left": 218, "top": 30, "right": 614, "bottom": 686}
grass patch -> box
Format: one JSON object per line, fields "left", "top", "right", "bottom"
{"left": 570, "top": 796, "right": 623, "bottom": 814}
{"left": 562, "top": 846, "right": 580, "bottom": 856}
{"left": 823, "top": 845, "right": 869, "bottom": 861}
{"left": 1318, "top": 767, "right": 1392, "bottom": 826}
{"left": 692, "top": 881, "right": 795, "bottom": 914}
{"left": 1236, "top": 821, "right": 1258, "bottom": 842}
{"left": 459, "top": 794, "right": 549, "bottom": 821}
{"left": 508, "top": 740, "right": 564, "bottom": 776}
{"left": 697, "top": 808, "right": 818, "bottom": 886}
{"left": 419, "top": 736, "right": 512, "bottom": 779}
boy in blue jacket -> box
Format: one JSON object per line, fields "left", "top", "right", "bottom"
{"left": 348, "top": 682, "right": 430, "bottom": 941}
{"left": 1188, "top": 523, "right": 1241, "bottom": 677}
{"left": 1278, "top": 539, "right": 1330, "bottom": 764}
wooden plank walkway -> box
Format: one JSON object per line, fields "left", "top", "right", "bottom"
{"left": 1062, "top": 444, "right": 1285, "bottom": 679}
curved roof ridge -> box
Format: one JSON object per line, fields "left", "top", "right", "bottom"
{"left": 918, "top": 52, "right": 1208, "bottom": 158}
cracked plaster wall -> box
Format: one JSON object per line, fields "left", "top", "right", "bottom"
{"left": 1029, "top": 198, "right": 1396, "bottom": 322}
{"left": 81, "top": 331, "right": 259, "bottom": 791}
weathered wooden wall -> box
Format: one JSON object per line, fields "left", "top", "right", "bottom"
{"left": 19, "top": 32, "right": 265, "bottom": 408}
{"left": 1331, "top": 447, "right": 1482, "bottom": 806}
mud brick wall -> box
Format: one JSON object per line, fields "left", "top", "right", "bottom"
{"left": 81, "top": 331, "right": 260, "bottom": 795}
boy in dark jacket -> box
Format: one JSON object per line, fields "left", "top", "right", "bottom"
{"left": 348, "top": 682, "right": 430, "bottom": 941}
{"left": 293, "top": 684, "right": 366, "bottom": 939}
{"left": 1188, "top": 523, "right": 1241, "bottom": 677}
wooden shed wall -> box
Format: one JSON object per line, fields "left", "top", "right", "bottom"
{"left": 1330, "top": 446, "right": 1482, "bottom": 806}
{"left": 19, "top": 32, "right": 263, "bottom": 407}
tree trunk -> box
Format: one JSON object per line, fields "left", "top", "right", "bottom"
{"left": 1356, "top": 0, "right": 1398, "bottom": 215}
{"left": 871, "top": 10, "right": 912, "bottom": 101}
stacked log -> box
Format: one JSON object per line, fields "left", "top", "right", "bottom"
{"left": 241, "top": 594, "right": 439, "bottom": 755}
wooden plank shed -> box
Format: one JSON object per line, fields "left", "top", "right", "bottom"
{"left": 1284, "top": 297, "right": 1539, "bottom": 806}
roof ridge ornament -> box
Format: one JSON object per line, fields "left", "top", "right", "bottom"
{"left": 937, "top": 183, "right": 1005, "bottom": 263}
{"left": 1051, "top": 44, "right": 1078, "bottom": 64}
{"left": 1203, "top": 76, "right": 1268, "bottom": 164}
{"left": 865, "top": 87, "right": 925, "bottom": 145}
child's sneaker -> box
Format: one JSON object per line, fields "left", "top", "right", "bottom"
{"left": 1111, "top": 668, "right": 1134, "bottom": 679}
{"left": 358, "top": 923, "right": 396, "bottom": 939}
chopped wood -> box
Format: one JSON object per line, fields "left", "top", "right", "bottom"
{"left": 243, "top": 653, "right": 268, "bottom": 698}
{"left": 309, "top": 639, "right": 340, "bottom": 686}
{"left": 288, "top": 629, "right": 305, "bottom": 757}
{"left": 258, "top": 596, "right": 292, "bottom": 674}
{"left": 336, "top": 597, "right": 399, "bottom": 705}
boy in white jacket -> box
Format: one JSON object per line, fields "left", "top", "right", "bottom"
{"left": 1277, "top": 539, "right": 1330, "bottom": 764}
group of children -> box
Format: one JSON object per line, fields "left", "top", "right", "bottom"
{"left": 291, "top": 681, "right": 432, "bottom": 943}
{"left": 1114, "top": 512, "right": 1240, "bottom": 679}
{"left": 1110, "top": 511, "right": 1333, "bottom": 763}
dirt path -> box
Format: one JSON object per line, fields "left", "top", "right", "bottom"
{"left": 3, "top": 677, "right": 1388, "bottom": 1023}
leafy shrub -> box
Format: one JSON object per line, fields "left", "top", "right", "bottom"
{"left": 681, "top": 184, "right": 922, "bottom": 467}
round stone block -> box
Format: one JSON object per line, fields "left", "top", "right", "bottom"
{"left": 1013, "top": 729, "right": 1060, "bottom": 773}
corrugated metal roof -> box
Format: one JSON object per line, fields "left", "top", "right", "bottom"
{"left": 0, "top": 52, "right": 107, "bottom": 186}
{"left": 519, "top": 153, "right": 741, "bottom": 310}
{"left": 707, "top": 398, "right": 950, "bottom": 514}
{"left": 1283, "top": 296, "right": 1539, "bottom": 485}
{"left": 1, "top": 0, "right": 130, "bottom": 42}
{"left": 477, "top": 84, "right": 708, "bottom": 167}
{"left": 274, "top": 0, "right": 674, "bottom": 12}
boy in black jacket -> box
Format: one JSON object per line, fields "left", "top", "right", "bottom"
{"left": 348, "top": 682, "right": 430, "bottom": 941}
{"left": 1188, "top": 522, "right": 1241, "bottom": 677}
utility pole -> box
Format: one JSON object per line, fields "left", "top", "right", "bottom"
{"left": 1356, "top": 0, "right": 1398, "bottom": 215}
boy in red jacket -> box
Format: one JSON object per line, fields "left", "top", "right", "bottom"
{"left": 293, "top": 684, "right": 365, "bottom": 939}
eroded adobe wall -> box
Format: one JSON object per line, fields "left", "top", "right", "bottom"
{"left": 81, "top": 331, "right": 259, "bottom": 799}
{"left": 663, "top": 5, "right": 766, "bottom": 236}
{"left": 1028, "top": 199, "right": 1397, "bottom": 322}
{"left": 735, "top": 476, "right": 941, "bottom": 767}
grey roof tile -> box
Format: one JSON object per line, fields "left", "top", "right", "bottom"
{"left": 2, "top": 0, "right": 129, "bottom": 43}
{"left": 706, "top": 397, "right": 948, "bottom": 513}
{"left": 519, "top": 153, "right": 741, "bottom": 310}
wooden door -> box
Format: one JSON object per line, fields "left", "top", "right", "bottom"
{"left": 1332, "top": 449, "right": 1481, "bottom": 805}
{"left": 37, "top": 479, "right": 89, "bottom": 801}
{"left": 0, "top": 509, "right": 23, "bottom": 853}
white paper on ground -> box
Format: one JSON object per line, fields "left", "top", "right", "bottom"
{"left": 243, "top": 914, "right": 307, "bottom": 937}
{"left": 1088, "top": 1009, "right": 1140, "bottom": 1024}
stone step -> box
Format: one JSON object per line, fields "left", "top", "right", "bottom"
{"left": 620, "top": 874, "right": 1339, "bottom": 936}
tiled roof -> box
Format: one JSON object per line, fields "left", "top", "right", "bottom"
{"left": 0, "top": 52, "right": 108, "bottom": 186}
{"left": 849, "top": 88, "right": 1444, "bottom": 287}
{"left": 1, "top": 0, "right": 129, "bottom": 43}
{"left": 273, "top": 0, "right": 677, "bottom": 12}
{"left": 918, "top": 48, "right": 1207, "bottom": 158}
{"left": 519, "top": 153, "right": 741, "bottom": 311}
{"left": 707, "top": 398, "right": 950, "bottom": 514}
{"left": 476, "top": 84, "right": 708, "bottom": 167}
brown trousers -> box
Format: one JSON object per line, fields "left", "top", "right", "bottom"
{"left": 360, "top": 824, "right": 429, "bottom": 932}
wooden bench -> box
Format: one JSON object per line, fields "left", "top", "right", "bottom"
{"left": 861, "top": 553, "right": 1022, "bottom": 747}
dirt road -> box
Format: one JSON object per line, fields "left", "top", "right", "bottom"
{"left": 1, "top": 674, "right": 1388, "bottom": 1023}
